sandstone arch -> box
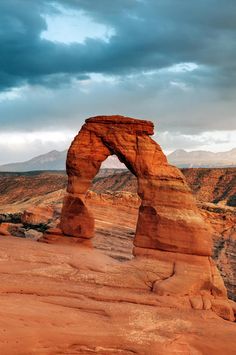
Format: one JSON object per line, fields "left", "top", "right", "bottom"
{"left": 60, "top": 115, "right": 212, "bottom": 256}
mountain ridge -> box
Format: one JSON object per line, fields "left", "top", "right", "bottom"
{"left": 0, "top": 148, "right": 235, "bottom": 171}
{"left": 168, "top": 148, "right": 236, "bottom": 168}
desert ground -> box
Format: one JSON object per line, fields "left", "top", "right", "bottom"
{"left": 0, "top": 165, "right": 235, "bottom": 354}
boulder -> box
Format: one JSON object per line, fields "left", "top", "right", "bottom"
{"left": 21, "top": 206, "right": 54, "bottom": 226}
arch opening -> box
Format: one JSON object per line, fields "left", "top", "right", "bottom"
{"left": 88, "top": 155, "right": 139, "bottom": 261}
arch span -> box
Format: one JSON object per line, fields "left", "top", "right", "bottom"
{"left": 60, "top": 115, "right": 212, "bottom": 256}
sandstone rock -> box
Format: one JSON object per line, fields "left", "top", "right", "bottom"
{"left": 41, "top": 226, "right": 93, "bottom": 246}
{"left": 189, "top": 295, "right": 204, "bottom": 310}
{"left": 86, "top": 190, "right": 140, "bottom": 208}
{"left": 0, "top": 222, "right": 25, "bottom": 238}
{"left": 21, "top": 206, "right": 55, "bottom": 225}
{"left": 181, "top": 168, "right": 236, "bottom": 205}
{"left": 0, "top": 236, "right": 236, "bottom": 354}
{"left": 0, "top": 223, "right": 11, "bottom": 236}
{"left": 60, "top": 115, "right": 213, "bottom": 256}
{"left": 211, "top": 299, "right": 235, "bottom": 322}
{"left": 202, "top": 295, "right": 212, "bottom": 310}
{"left": 201, "top": 203, "right": 236, "bottom": 300}
{"left": 51, "top": 116, "right": 236, "bottom": 320}
{"left": 0, "top": 223, "right": 43, "bottom": 241}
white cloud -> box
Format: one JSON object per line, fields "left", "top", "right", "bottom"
{"left": 168, "top": 62, "right": 199, "bottom": 73}
{"left": 156, "top": 130, "right": 236, "bottom": 154}
{"left": 0, "top": 131, "right": 75, "bottom": 164}
{"left": 41, "top": 5, "right": 115, "bottom": 44}
{"left": 0, "top": 86, "right": 27, "bottom": 102}
{"left": 0, "top": 128, "right": 235, "bottom": 166}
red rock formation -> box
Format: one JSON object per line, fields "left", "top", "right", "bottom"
{"left": 0, "top": 236, "right": 236, "bottom": 354}
{"left": 182, "top": 168, "right": 236, "bottom": 205}
{"left": 201, "top": 203, "right": 236, "bottom": 301}
{"left": 60, "top": 115, "right": 212, "bottom": 257}
{"left": 53, "top": 115, "right": 236, "bottom": 321}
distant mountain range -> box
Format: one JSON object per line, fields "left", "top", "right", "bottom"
{"left": 0, "top": 150, "right": 126, "bottom": 172}
{"left": 0, "top": 150, "right": 68, "bottom": 172}
{"left": 168, "top": 148, "right": 236, "bottom": 168}
{"left": 0, "top": 148, "right": 235, "bottom": 172}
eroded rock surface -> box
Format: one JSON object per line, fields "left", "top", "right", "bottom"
{"left": 201, "top": 203, "right": 236, "bottom": 301}
{"left": 51, "top": 115, "right": 234, "bottom": 322}
{"left": 0, "top": 236, "right": 236, "bottom": 355}
{"left": 61, "top": 115, "right": 212, "bottom": 257}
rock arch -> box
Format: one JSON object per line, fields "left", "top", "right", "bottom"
{"left": 60, "top": 115, "right": 212, "bottom": 256}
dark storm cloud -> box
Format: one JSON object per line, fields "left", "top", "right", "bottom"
{"left": 0, "top": 0, "right": 236, "bottom": 91}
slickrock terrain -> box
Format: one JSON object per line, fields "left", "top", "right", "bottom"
{"left": 1, "top": 235, "right": 236, "bottom": 355}
{"left": 0, "top": 116, "right": 235, "bottom": 354}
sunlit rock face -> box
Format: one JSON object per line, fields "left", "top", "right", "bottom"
{"left": 60, "top": 115, "right": 212, "bottom": 256}
{"left": 40, "top": 115, "right": 236, "bottom": 322}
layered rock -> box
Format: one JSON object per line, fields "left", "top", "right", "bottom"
{"left": 181, "top": 168, "right": 236, "bottom": 206}
{"left": 201, "top": 203, "right": 236, "bottom": 301}
{"left": 54, "top": 115, "right": 235, "bottom": 321}
{"left": 60, "top": 115, "right": 212, "bottom": 257}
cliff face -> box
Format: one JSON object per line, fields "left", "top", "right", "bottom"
{"left": 181, "top": 168, "right": 236, "bottom": 206}
{"left": 200, "top": 203, "right": 236, "bottom": 300}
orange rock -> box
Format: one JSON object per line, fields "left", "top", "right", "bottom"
{"left": 211, "top": 299, "right": 235, "bottom": 322}
{"left": 0, "top": 236, "right": 236, "bottom": 354}
{"left": 0, "top": 222, "right": 24, "bottom": 238}
{"left": 0, "top": 223, "right": 11, "bottom": 236}
{"left": 60, "top": 115, "right": 213, "bottom": 256}
{"left": 45, "top": 115, "right": 235, "bottom": 321}
{"left": 21, "top": 206, "right": 54, "bottom": 225}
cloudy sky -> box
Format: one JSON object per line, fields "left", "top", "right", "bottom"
{"left": 0, "top": 0, "right": 235, "bottom": 164}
